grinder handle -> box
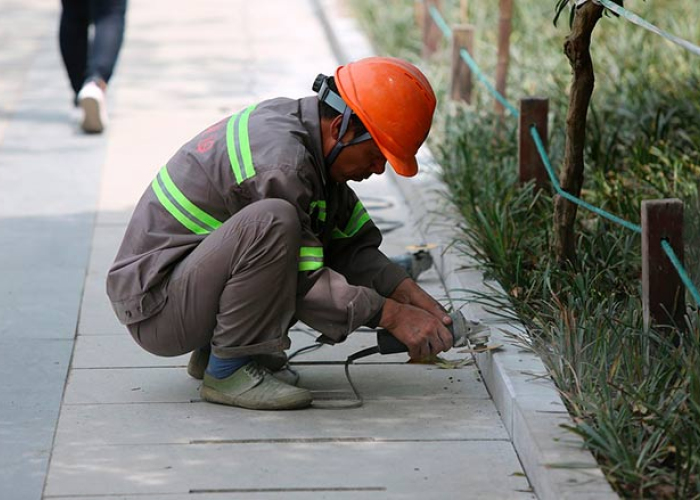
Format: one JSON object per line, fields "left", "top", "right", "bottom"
{"left": 376, "top": 319, "right": 457, "bottom": 355}
{"left": 376, "top": 329, "right": 410, "bottom": 354}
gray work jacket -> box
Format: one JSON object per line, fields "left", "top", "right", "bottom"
{"left": 106, "top": 96, "right": 408, "bottom": 342}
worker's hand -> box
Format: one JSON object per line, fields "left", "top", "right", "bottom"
{"left": 390, "top": 278, "right": 452, "bottom": 327}
{"left": 379, "top": 298, "right": 453, "bottom": 360}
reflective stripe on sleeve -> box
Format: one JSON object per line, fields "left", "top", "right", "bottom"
{"left": 331, "top": 201, "right": 371, "bottom": 239}
{"left": 299, "top": 246, "right": 323, "bottom": 271}
{"left": 226, "top": 104, "right": 257, "bottom": 184}
{"left": 310, "top": 200, "right": 327, "bottom": 222}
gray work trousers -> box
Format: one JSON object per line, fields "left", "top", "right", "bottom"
{"left": 128, "top": 199, "right": 300, "bottom": 359}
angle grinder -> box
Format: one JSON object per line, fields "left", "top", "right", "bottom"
{"left": 376, "top": 310, "right": 490, "bottom": 354}
{"left": 308, "top": 311, "right": 491, "bottom": 409}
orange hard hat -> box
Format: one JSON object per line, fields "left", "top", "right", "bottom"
{"left": 334, "top": 57, "right": 437, "bottom": 177}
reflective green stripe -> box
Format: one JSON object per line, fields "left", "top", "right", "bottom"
{"left": 158, "top": 166, "right": 222, "bottom": 230}
{"left": 226, "top": 104, "right": 257, "bottom": 183}
{"left": 331, "top": 227, "right": 346, "bottom": 239}
{"left": 299, "top": 246, "right": 323, "bottom": 271}
{"left": 151, "top": 177, "right": 209, "bottom": 235}
{"left": 238, "top": 105, "right": 256, "bottom": 179}
{"left": 300, "top": 247, "right": 323, "bottom": 258}
{"left": 344, "top": 212, "right": 371, "bottom": 237}
{"left": 331, "top": 201, "right": 371, "bottom": 239}
{"left": 310, "top": 200, "right": 327, "bottom": 222}
{"left": 299, "top": 261, "right": 323, "bottom": 271}
{"left": 226, "top": 114, "right": 243, "bottom": 184}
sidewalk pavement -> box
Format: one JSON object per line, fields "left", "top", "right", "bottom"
{"left": 1, "top": 0, "right": 573, "bottom": 498}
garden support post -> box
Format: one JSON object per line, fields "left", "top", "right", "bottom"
{"left": 495, "top": 0, "right": 513, "bottom": 116}
{"left": 518, "top": 98, "right": 549, "bottom": 190}
{"left": 451, "top": 25, "right": 474, "bottom": 103}
{"left": 642, "top": 199, "right": 685, "bottom": 334}
{"left": 422, "top": 0, "right": 442, "bottom": 59}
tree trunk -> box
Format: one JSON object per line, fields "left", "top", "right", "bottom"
{"left": 552, "top": 2, "right": 604, "bottom": 265}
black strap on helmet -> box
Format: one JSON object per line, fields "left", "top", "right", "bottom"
{"left": 313, "top": 74, "right": 372, "bottom": 167}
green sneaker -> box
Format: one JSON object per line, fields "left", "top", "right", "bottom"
{"left": 200, "top": 360, "right": 312, "bottom": 410}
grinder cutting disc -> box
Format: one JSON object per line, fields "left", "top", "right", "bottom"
{"left": 450, "top": 312, "right": 490, "bottom": 348}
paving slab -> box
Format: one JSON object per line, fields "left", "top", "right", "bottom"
{"left": 54, "top": 398, "right": 507, "bottom": 446}
{"left": 44, "top": 441, "right": 533, "bottom": 499}
{"left": 50, "top": 494, "right": 387, "bottom": 500}
{"left": 72, "top": 334, "right": 189, "bottom": 369}
{"left": 78, "top": 271, "right": 129, "bottom": 335}
{"left": 0, "top": 408, "right": 60, "bottom": 500}
{"left": 63, "top": 364, "right": 489, "bottom": 405}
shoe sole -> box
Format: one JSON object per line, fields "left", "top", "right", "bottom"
{"left": 200, "top": 385, "right": 312, "bottom": 411}
{"left": 80, "top": 97, "right": 104, "bottom": 133}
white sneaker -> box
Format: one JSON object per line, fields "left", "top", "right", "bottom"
{"left": 77, "top": 81, "right": 107, "bottom": 133}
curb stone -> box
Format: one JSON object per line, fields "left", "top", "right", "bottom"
{"left": 315, "top": 0, "right": 619, "bottom": 498}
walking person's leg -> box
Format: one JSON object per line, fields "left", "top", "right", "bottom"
{"left": 86, "top": 0, "right": 126, "bottom": 85}
{"left": 59, "top": 0, "right": 91, "bottom": 101}
{"left": 77, "top": 0, "right": 127, "bottom": 132}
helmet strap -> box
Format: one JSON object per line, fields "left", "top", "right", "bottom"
{"left": 324, "top": 106, "right": 372, "bottom": 168}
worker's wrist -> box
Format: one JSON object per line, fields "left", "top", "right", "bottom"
{"left": 364, "top": 304, "right": 383, "bottom": 328}
{"left": 378, "top": 298, "right": 401, "bottom": 330}
{"left": 389, "top": 277, "right": 416, "bottom": 304}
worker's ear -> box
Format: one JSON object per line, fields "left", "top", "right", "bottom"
{"left": 330, "top": 115, "right": 343, "bottom": 140}
{"left": 330, "top": 114, "right": 355, "bottom": 142}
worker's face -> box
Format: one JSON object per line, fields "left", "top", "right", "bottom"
{"left": 329, "top": 138, "right": 387, "bottom": 183}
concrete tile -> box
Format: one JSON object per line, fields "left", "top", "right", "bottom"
{"left": 0, "top": 338, "right": 71, "bottom": 500}
{"left": 0, "top": 215, "right": 95, "bottom": 340}
{"left": 86, "top": 224, "right": 125, "bottom": 278}
{"left": 55, "top": 398, "right": 507, "bottom": 447}
{"left": 0, "top": 338, "right": 72, "bottom": 409}
{"left": 72, "top": 334, "right": 189, "bottom": 369}
{"left": 45, "top": 441, "right": 533, "bottom": 499}
{"left": 0, "top": 408, "right": 59, "bottom": 500}
{"left": 64, "top": 494, "right": 386, "bottom": 500}
{"left": 78, "top": 272, "right": 128, "bottom": 335}
{"left": 297, "top": 364, "right": 489, "bottom": 401}
{"left": 63, "top": 364, "right": 488, "bottom": 405}
{"left": 64, "top": 367, "right": 199, "bottom": 405}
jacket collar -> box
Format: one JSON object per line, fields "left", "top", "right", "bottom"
{"left": 299, "top": 96, "right": 328, "bottom": 188}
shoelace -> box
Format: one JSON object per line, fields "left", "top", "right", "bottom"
{"left": 243, "top": 361, "right": 269, "bottom": 381}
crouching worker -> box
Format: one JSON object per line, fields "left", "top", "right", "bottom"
{"left": 106, "top": 57, "right": 453, "bottom": 410}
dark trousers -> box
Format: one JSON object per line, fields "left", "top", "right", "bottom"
{"left": 59, "top": 0, "right": 127, "bottom": 96}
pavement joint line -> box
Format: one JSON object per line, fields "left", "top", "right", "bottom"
{"left": 71, "top": 365, "right": 187, "bottom": 370}
{"left": 51, "top": 439, "right": 512, "bottom": 449}
{"left": 190, "top": 487, "right": 387, "bottom": 494}
{"left": 190, "top": 437, "right": 511, "bottom": 444}
{"left": 289, "top": 360, "right": 413, "bottom": 365}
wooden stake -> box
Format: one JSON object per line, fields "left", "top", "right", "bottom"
{"left": 518, "top": 98, "right": 549, "bottom": 190}
{"left": 422, "top": 0, "right": 442, "bottom": 59}
{"left": 414, "top": 0, "right": 423, "bottom": 30}
{"left": 642, "top": 199, "right": 685, "bottom": 334}
{"left": 451, "top": 25, "right": 474, "bottom": 103}
{"left": 495, "top": 0, "right": 513, "bottom": 115}
{"left": 460, "top": 0, "right": 469, "bottom": 23}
